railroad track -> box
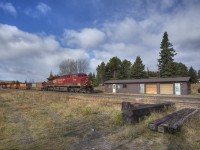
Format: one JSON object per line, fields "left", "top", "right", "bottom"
{"left": 1, "top": 88, "right": 200, "bottom": 106}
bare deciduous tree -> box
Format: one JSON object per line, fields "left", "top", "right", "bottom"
{"left": 59, "top": 59, "right": 89, "bottom": 75}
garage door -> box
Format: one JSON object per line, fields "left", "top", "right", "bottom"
{"left": 146, "top": 84, "right": 157, "bottom": 94}
{"left": 160, "top": 84, "right": 174, "bottom": 95}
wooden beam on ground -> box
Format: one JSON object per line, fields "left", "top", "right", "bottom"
{"left": 148, "top": 108, "right": 188, "bottom": 131}
{"left": 154, "top": 108, "right": 199, "bottom": 133}
{"left": 122, "top": 102, "right": 174, "bottom": 124}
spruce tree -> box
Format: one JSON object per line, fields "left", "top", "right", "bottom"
{"left": 118, "top": 59, "right": 131, "bottom": 79}
{"left": 96, "top": 62, "right": 106, "bottom": 84}
{"left": 188, "top": 67, "right": 198, "bottom": 83}
{"left": 49, "top": 71, "right": 54, "bottom": 78}
{"left": 174, "top": 62, "right": 188, "bottom": 77}
{"left": 130, "top": 56, "right": 146, "bottom": 79}
{"left": 198, "top": 70, "right": 200, "bottom": 78}
{"left": 106, "top": 57, "right": 121, "bottom": 79}
{"left": 158, "top": 32, "right": 176, "bottom": 77}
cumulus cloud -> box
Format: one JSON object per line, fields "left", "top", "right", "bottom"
{"left": 62, "top": 28, "right": 105, "bottom": 49}
{"left": 0, "top": 24, "right": 89, "bottom": 81}
{"left": 1, "top": 0, "right": 200, "bottom": 82}
{"left": 0, "top": 2, "right": 17, "bottom": 16}
{"left": 25, "top": 2, "right": 51, "bottom": 17}
{"left": 89, "top": 1, "right": 200, "bottom": 71}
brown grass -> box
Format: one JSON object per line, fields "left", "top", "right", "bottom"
{"left": 191, "top": 84, "right": 200, "bottom": 95}
{"left": 0, "top": 90, "right": 200, "bottom": 150}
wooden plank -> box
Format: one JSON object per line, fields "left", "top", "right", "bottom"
{"left": 148, "top": 109, "right": 187, "bottom": 131}
{"left": 122, "top": 102, "right": 174, "bottom": 124}
{"left": 168, "top": 109, "right": 199, "bottom": 133}
{"left": 157, "top": 108, "right": 198, "bottom": 133}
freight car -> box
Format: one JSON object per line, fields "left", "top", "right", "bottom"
{"left": 1, "top": 83, "right": 33, "bottom": 90}
{"left": 43, "top": 73, "right": 93, "bottom": 93}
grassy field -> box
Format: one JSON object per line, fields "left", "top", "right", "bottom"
{"left": 0, "top": 90, "right": 200, "bottom": 150}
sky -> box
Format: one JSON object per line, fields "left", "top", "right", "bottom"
{"left": 0, "top": 0, "right": 200, "bottom": 82}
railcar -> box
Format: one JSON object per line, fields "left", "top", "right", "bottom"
{"left": 43, "top": 73, "right": 93, "bottom": 93}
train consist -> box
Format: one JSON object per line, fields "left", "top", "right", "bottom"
{"left": 44, "top": 73, "right": 93, "bottom": 93}
{"left": 0, "top": 73, "right": 93, "bottom": 93}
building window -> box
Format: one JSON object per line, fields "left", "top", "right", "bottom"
{"left": 118, "top": 85, "right": 120, "bottom": 89}
{"left": 123, "top": 84, "right": 127, "bottom": 88}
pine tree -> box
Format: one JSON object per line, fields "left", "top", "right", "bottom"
{"left": 106, "top": 57, "right": 121, "bottom": 79}
{"left": 198, "top": 70, "right": 200, "bottom": 78}
{"left": 158, "top": 32, "right": 177, "bottom": 77}
{"left": 88, "top": 73, "right": 99, "bottom": 87}
{"left": 118, "top": 59, "right": 131, "bottom": 79}
{"left": 174, "top": 62, "right": 188, "bottom": 77}
{"left": 49, "top": 71, "right": 54, "bottom": 78}
{"left": 96, "top": 62, "right": 106, "bottom": 84}
{"left": 130, "top": 56, "right": 146, "bottom": 79}
{"left": 188, "top": 67, "right": 198, "bottom": 83}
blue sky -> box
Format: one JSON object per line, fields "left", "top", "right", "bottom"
{"left": 0, "top": 0, "right": 200, "bottom": 82}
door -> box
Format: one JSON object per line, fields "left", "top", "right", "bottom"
{"left": 146, "top": 84, "right": 157, "bottom": 94}
{"left": 112, "top": 84, "right": 116, "bottom": 93}
{"left": 160, "top": 84, "right": 174, "bottom": 95}
{"left": 175, "top": 83, "right": 181, "bottom": 95}
{"left": 140, "top": 84, "right": 145, "bottom": 94}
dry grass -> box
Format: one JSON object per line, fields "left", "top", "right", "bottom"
{"left": 191, "top": 84, "right": 200, "bottom": 95}
{"left": 0, "top": 90, "right": 200, "bottom": 150}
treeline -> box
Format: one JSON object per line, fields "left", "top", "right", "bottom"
{"left": 89, "top": 32, "right": 199, "bottom": 86}
{"left": 89, "top": 57, "right": 199, "bottom": 86}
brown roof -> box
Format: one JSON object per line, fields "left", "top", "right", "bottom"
{"left": 104, "top": 77, "right": 191, "bottom": 84}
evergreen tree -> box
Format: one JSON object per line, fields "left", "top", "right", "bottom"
{"left": 147, "top": 70, "right": 159, "bottom": 78}
{"left": 118, "top": 59, "right": 131, "bottom": 79}
{"left": 49, "top": 71, "right": 54, "bottom": 78}
{"left": 106, "top": 57, "right": 121, "bottom": 79}
{"left": 130, "top": 56, "right": 146, "bottom": 79}
{"left": 96, "top": 62, "right": 106, "bottom": 84}
{"left": 198, "top": 70, "right": 200, "bottom": 78}
{"left": 174, "top": 62, "right": 188, "bottom": 77}
{"left": 158, "top": 32, "right": 177, "bottom": 77}
{"left": 188, "top": 67, "right": 198, "bottom": 83}
{"left": 88, "top": 73, "right": 98, "bottom": 87}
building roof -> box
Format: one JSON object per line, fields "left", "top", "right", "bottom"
{"left": 104, "top": 77, "right": 191, "bottom": 84}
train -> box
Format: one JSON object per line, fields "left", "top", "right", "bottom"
{"left": 0, "top": 73, "right": 93, "bottom": 93}
{"left": 44, "top": 73, "right": 93, "bottom": 93}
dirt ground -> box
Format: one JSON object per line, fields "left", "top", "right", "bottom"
{"left": 0, "top": 90, "right": 200, "bottom": 150}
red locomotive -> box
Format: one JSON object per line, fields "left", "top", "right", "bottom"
{"left": 43, "top": 73, "right": 93, "bottom": 93}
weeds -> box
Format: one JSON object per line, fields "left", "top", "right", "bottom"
{"left": 82, "top": 107, "right": 92, "bottom": 115}
{"left": 0, "top": 90, "right": 200, "bottom": 150}
{"left": 112, "top": 111, "right": 124, "bottom": 125}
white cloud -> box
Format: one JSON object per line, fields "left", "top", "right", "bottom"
{"left": 25, "top": 2, "right": 51, "bottom": 17}
{"left": 0, "top": 2, "right": 17, "bottom": 16}
{"left": 0, "top": 24, "right": 59, "bottom": 60}
{"left": 63, "top": 28, "right": 105, "bottom": 49}
{"left": 0, "top": 24, "right": 88, "bottom": 81}
{"left": 1, "top": 0, "right": 200, "bottom": 82}
{"left": 36, "top": 2, "right": 51, "bottom": 15}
